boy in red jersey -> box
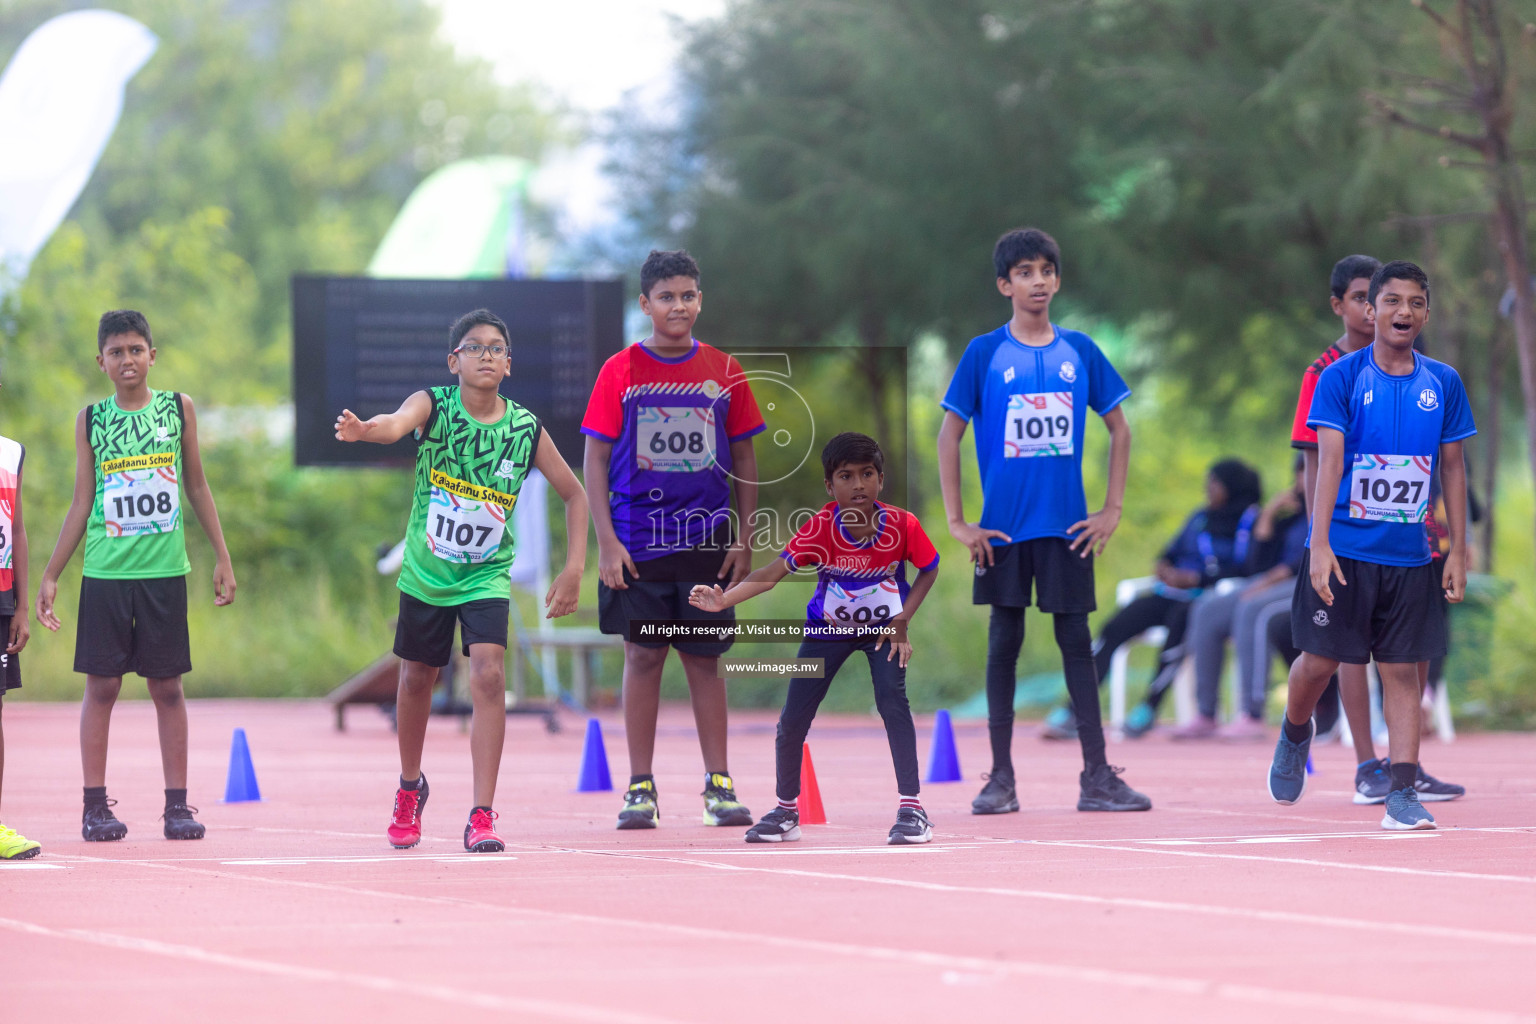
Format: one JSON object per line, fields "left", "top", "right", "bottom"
{"left": 0, "top": 411, "right": 37, "bottom": 859}
{"left": 584, "top": 250, "right": 764, "bottom": 829}
{"left": 690, "top": 432, "right": 940, "bottom": 845}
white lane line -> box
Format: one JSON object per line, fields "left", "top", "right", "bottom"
{"left": 32, "top": 855, "right": 1536, "bottom": 1022}
{"left": 551, "top": 847, "right": 1536, "bottom": 948}
{"left": 1033, "top": 840, "right": 1536, "bottom": 884}
{"left": 0, "top": 862, "right": 64, "bottom": 870}
{"left": 222, "top": 855, "right": 519, "bottom": 866}
{"left": 0, "top": 915, "right": 684, "bottom": 1024}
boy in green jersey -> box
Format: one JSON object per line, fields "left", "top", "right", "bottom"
{"left": 335, "top": 309, "right": 588, "bottom": 853}
{"left": 37, "top": 310, "right": 237, "bottom": 842}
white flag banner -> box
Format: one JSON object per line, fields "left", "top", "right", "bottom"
{"left": 0, "top": 9, "right": 157, "bottom": 282}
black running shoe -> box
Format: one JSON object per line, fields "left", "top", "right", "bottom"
{"left": 887, "top": 806, "right": 933, "bottom": 845}
{"left": 616, "top": 779, "right": 659, "bottom": 830}
{"left": 744, "top": 806, "right": 801, "bottom": 844}
{"left": 1415, "top": 766, "right": 1466, "bottom": 802}
{"left": 1077, "top": 764, "right": 1152, "bottom": 812}
{"left": 162, "top": 803, "right": 206, "bottom": 840}
{"left": 82, "top": 799, "right": 128, "bottom": 842}
{"left": 970, "top": 769, "right": 1019, "bottom": 815}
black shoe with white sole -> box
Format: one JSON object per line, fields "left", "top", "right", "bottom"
{"left": 887, "top": 806, "right": 933, "bottom": 845}
{"left": 744, "top": 806, "right": 801, "bottom": 844}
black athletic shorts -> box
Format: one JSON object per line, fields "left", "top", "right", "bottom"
{"left": 0, "top": 615, "right": 20, "bottom": 697}
{"left": 75, "top": 576, "right": 192, "bottom": 678}
{"left": 1290, "top": 548, "right": 1446, "bottom": 665}
{"left": 393, "top": 591, "right": 510, "bottom": 668}
{"left": 598, "top": 541, "right": 736, "bottom": 656}
{"left": 972, "top": 537, "right": 1096, "bottom": 614}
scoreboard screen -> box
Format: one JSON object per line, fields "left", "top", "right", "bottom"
{"left": 292, "top": 276, "right": 624, "bottom": 467}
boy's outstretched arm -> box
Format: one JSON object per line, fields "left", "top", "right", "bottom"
{"left": 37, "top": 409, "right": 95, "bottom": 631}
{"left": 938, "top": 411, "right": 1010, "bottom": 566}
{"left": 689, "top": 556, "right": 791, "bottom": 613}
{"left": 1308, "top": 428, "right": 1347, "bottom": 606}
{"left": 180, "top": 395, "right": 236, "bottom": 606}
{"left": 533, "top": 430, "right": 588, "bottom": 618}
{"left": 8, "top": 459, "right": 29, "bottom": 654}
{"left": 876, "top": 564, "right": 938, "bottom": 667}
{"left": 1439, "top": 439, "right": 1469, "bottom": 604}
{"left": 1068, "top": 405, "right": 1129, "bottom": 557}
{"left": 720, "top": 438, "right": 758, "bottom": 587}
{"left": 335, "top": 391, "right": 432, "bottom": 445}
{"left": 585, "top": 436, "right": 638, "bottom": 589}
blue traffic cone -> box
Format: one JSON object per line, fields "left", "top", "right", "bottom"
{"left": 222, "top": 727, "right": 262, "bottom": 803}
{"left": 576, "top": 717, "right": 613, "bottom": 792}
{"left": 924, "top": 709, "right": 962, "bottom": 783}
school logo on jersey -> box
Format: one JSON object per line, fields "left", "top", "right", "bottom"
{"left": 701, "top": 379, "right": 722, "bottom": 399}
{"left": 156, "top": 426, "right": 170, "bottom": 441}
{"left": 1418, "top": 388, "right": 1439, "bottom": 412}
{"left": 1003, "top": 366, "right": 1015, "bottom": 384}
{"left": 494, "top": 459, "right": 518, "bottom": 479}
{"left": 1313, "top": 609, "right": 1329, "bottom": 627}
{"left": 1058, "top": 361, "right": 1077, "bottom": 384}
{"left": 1363, "top": 390, "right": 1373, "bottom": 406}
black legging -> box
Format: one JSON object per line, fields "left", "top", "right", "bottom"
{"left": 987, "top": 608, "right": 1106, "bottom": 770}
{"left": 1092, "top": 594, "right": 1192, "bottom": 712}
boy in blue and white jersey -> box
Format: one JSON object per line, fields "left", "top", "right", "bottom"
{"left": 938, "top": 227, "right": 1149, "bottom": 814}
{"left": 1269, "top": 261, "right": 1474, "bottom": 831}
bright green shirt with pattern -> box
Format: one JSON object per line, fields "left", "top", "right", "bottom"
{"left": 84, "top": 389, "right": 191, "bottom": 580}
{"left": 398, "top": 386, "right": 541, "bottom": 605}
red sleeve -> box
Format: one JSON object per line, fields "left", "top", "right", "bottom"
{"left": 580, "top": 354, "right": 626, "bottom": 441}
{"left": 1290, "top": 368, "right": 1320, "bottom": 449}
{"left": 723, "top": 356, "right": 766, "bottom": 441}
{"left": 904, "top": 512, "right": 940, "bottom": 572}
{"left": 782, "top": 513, "right": 830, "bottom": 570}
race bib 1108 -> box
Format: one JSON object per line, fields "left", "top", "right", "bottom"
{"left": 1004, "top": 392, "right": 1074, "bottom": 458}
{"left": 1348, "top": 454, "right": 1432, "bottom": 523}
{"left": 102, "top": 453, "right": 181, "bottom": 537}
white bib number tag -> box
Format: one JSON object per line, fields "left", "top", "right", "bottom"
{"left": 425, "top": 470, "right": 510, "bottom": 563}
{"left": 637, "top": 406, "right": 715, "bottom": 472}
{"left": 822, "top": 579, "right": 903, "bottom": 626}
{"left": 1348, "top": 454, "right": 1432, "bottom": 522}
{"left": 104, "top": 456, "right": 181, "bottom": 537}
{"left": 1004, "top": 393, "right": 1074, "bottom": 458}
{"left": 0, "top": 505, "right": 11, "bottom": 570}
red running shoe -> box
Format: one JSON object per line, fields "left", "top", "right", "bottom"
{"left": 387, "top": 776, "right": 429, "bottom": 849}
{"left": 464, "top": 807, "right": 504, "bottom": 853}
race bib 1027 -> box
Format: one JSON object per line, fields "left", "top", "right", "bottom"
{"left": 102, "top": 453, "right": 181, "bottom": 537}
{"left": 426, "top": 469, "right": 513, "bottom": 564}
{"left": 1004, "top": 392, "right": 1074, "bottom": 458}
{"left": 1348, "top": 454, "right": 1432, "bottom": 523}
{"left": 637, "top": 406, "right": 716, "bottom": 472}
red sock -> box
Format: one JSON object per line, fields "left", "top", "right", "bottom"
{"left": 899, "top": 795, "right": 922, "bottom": 811}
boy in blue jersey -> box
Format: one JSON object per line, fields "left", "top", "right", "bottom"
{"left": 938, "top": 228, "right": 1150, "bottom": 814}
{"left": 1268, "top": 262, "right": 1473, "bottom": 831}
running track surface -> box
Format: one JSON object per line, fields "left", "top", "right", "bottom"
{"left": 2, "top": 699, "right": 1534, "bottom": 1024}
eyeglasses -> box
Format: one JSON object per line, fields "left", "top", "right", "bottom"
{"left": 453, "top": 343, "right": 507, "bottom": 358}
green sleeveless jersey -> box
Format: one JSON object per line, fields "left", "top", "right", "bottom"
{"left": 84, "top": 389, "right": 191, "bottom": 580}
{"left": 398, "top": 387, "right": 541, "bottom": 605}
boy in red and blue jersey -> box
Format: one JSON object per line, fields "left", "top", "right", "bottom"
{"left": 690, "top": 432, "right": 940, "bottom": 845}
{"left": 583, "top": 249, "right": 764, "bottom": 830}
{"left": 1270, "top": 261, "right": 1474, "bottom": 831}
{"left": 938, "top": 227, "right": 1149, "bottom": 814}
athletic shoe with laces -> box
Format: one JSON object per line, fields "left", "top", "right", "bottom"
{"left": 388, "top": 776, "right": 430, "bottom": 848}
{"left": 1077, "top": 764, "right": 1152, "bottom": 812}
{"left": 463, "top": 807, "right": 505, "bottom": 852}
{"left": 887, "top": 806, "right": 933, "bottom": 845}
{"left": 0, "top": 824, "right": 41, "bottom": 860}
{"left": 970, "top": 768, "right": 1018, "bottom": 814}
{"left": 82, "top": 799, "right": 127, "bottom": 842}
{"left": 1122, "top": 702, "right": 1157, "bottom": 739}
{"left": 1267, "top": 719, "right": 1314, "bottom": 805}
{"left": 1381, "top": 786, "right": 1436, "bottom": 830}
{"left": 744, "top": 806, "right": 801, "bottom": 844}
{"left": 162, "top": 803, "right": 206, "bottom": 840}
{"left": 616, "top": 779, "right": 659, "bottom": 830}
{"left": 701, "top": 773, "right": 753, "bottom": 826}
{"left": 1040, "top": 706, "right": 1078, "bottom": 740}
{"left": 1353, "top": 758, "right": 1391, "bottom": 805}
{"left": 1414, "top": 766, "right": 1465, "bottom": 802}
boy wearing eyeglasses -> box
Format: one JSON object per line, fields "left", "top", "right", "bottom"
{"left": 335, "top": 308, "right": 588, "bottom": 853}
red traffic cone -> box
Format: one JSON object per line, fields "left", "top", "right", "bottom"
{"left": 799, "top": 742, "right": 827, "bottom": 824}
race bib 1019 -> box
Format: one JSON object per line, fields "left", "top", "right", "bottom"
{"left": 1004, "top": 392, "right": 1074, "bottom": 458}
{"left": 1348, "top": 454, "right": 1432, "bottom": 523}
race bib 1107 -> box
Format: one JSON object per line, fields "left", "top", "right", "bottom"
{"left": 426, "top": 470, "right": 512, "bottom": 563}
{"left": 1348, "top": 454, "right": 1432, "bottom": 523}
{"left": 1004, "top": 392, "right": 1074, "bottom": 458}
